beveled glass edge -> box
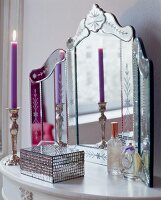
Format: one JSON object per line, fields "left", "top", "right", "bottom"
{"left": 133, "top": 37, "right": 153, "bottom": 187}
{"left": 30, "top": 48, "right": 66, "bottom": 83}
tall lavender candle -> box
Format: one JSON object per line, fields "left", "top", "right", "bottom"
{"left": 98, "top": 48, "right": 105, "bottom": 102}
{"left": 55, "top": 50, "right": 65, "bottom": 104}
{"left": 10, "top": 30, "right": 17, "bottom": 108}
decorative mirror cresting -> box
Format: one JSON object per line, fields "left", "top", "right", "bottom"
{"left": 30, "top": 49, "right": 68, "bottom": 147}
{"left": 66, "top": 4, "right": 153, "bottom": 187}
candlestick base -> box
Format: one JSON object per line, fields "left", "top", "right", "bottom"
{"left": 97, "top": 102, "right": 107, "bottom": 149}
{"left": 4, "top": 107, "right": 20, "bottom": 166}
{"left": 96, "top": 140, "right": 107, "bottom": 149}
{"left": 58, "top": 140, "right": 67, "bottom": 147}
{"left": 4, "top": 155, "right": 20, "bottom": 166}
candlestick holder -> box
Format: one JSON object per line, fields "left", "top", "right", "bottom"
{"left": 56, "top": 103, "right": 67, "bottom": 147}
{"left": 4, "top": 107, "right": 20, "bottom": 166}
{"left": 97, "top": 102, "right": 107, "bottom": 149}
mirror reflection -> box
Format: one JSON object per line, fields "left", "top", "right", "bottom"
{"left": 76, "top": 32, "right": 134, "bottom": 146}
{"left": 30, "top": 49, "right": 67, "bottom": 146}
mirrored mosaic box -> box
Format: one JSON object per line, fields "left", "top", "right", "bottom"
{"left": 20, "top": 144, "right": 84, "bottom": 183}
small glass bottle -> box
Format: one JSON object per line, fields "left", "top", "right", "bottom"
{"left": 107, "top": 122, "right": 123, "bottom": 175}
{"left": 122, "top": 142, "right": 142, "bottom": 180}
{"left": 122, "top": 142, "right": 135, "bottom": 179}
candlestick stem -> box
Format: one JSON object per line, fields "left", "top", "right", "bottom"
{"left": 56, "top": 104, "right": 67, "bottom": 147}
{"left": 97, "top": 102, "right": 107, "bottom": 149}
{"left": 4, "top": 108, "right": 20, "bottom": 165}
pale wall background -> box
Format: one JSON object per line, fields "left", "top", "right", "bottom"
{"left": 21, "top": 0, "right": 161, "bottom": 178}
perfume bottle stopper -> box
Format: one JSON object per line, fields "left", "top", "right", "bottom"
{"left": 111, "top": 122, "right": 118, "bottom": 138}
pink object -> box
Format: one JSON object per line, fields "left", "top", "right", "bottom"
{"left": 32, "top": 122, "right": 54, "bottom": 145}
{"left": 59, "top": 50, "right": 65, "bottom": 60}
{"left": 10, "top": 30, "right": 17, "bottom": 108}
{"left": 43, "top": 122, "right": 54, "bottom": 141}
{"left": 98, "top": 48, "right": 105, "bottom": 102}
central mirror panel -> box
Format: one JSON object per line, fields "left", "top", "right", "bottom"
{"left": 76, "top": 32, "right": 134, "bottom": 145}
{"left": 67, "top": 4, "right": 135, "bottom": 147}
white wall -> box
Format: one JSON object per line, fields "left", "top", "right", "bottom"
{"left": 21, "top": 0, "right": 161, "bottom": 177}
{"left": 0, "top": 0, "right": 3, "bottom": 198}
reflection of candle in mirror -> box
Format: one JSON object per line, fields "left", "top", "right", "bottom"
{"left": 98, "top": 48, "right": 105, "bottom": 102}
{"left": 11, "top": 30, "right": 17, "bottom": 108}
{"left": 55, "top": 50, "right": 65, "bottom": 104}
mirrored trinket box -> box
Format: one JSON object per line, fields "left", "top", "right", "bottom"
{"left": 20, "top": 144, "right": 84, "bottom": 183}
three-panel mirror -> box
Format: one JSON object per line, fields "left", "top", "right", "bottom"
{"left": 29, "top": 4, "right": 153, "bottom": 187}
{"left": 66, "top": 4, "right": 153, "bottom": 187}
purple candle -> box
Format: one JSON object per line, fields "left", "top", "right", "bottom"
{"left": 10, "top": 30, "right": 17, "bottom": 108}
{"left": 55, "top": 50, "right": 65, "bottom": 104}
{"left": 98, "top": 48, "right": 105, "bottom": 102}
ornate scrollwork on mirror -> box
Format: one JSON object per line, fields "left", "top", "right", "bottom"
{"left": 66, "top": 4, "right": 153, "bottom": 187}
{"left": 29, "top": 49, "right": 68, "bottom": 147}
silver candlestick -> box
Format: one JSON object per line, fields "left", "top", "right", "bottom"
{"left": 97, "top": 102, "right": 107, "bottom": 149}
{"left": 4, "top": 108, "right": 20, "bottom": 166}
{"left": 56, "top": 103, "right": 67, "bottom": 147}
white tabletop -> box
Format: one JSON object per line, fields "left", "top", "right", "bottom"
{"left": 1, "top": 156, "right": 161, "bottom": 200}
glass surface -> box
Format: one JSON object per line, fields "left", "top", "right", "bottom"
{"left": 77, "top": 33, "right": 128, "bottom": 113}
{"left": 30, "top": 49, "right": 67, "bottom": 146}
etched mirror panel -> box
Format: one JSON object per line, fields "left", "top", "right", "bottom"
{"left": 76, "top": 33, "right": 134, "bottom": 145}
{"left": 133, "top": 38, "right": 153, "bottom": 187}
{"left": 30, "top": 49, "right": 67, "bottom": 146}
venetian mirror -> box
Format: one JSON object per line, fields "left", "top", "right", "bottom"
{"left": 66, "top": 4, "right": 153, "bottom": 187}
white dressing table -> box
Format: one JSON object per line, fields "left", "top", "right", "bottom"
{"left": 0, "top": 156, "right": 161, "bottom": 200}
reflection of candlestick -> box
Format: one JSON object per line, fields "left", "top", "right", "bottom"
{"left": 97, "top": 102, "right": 107, "bottom": 149}
{"left": 98, "top": 48, "right": 105, "bottom": 102}
{"left": 11, "top": 30, "right": 17, "bottom": 108}
{"left": 56, "top": 103, "right": 67, "bottom": 147}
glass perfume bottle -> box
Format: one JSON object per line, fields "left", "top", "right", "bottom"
{"left": 122, "top": 142, "right": 142, "bottom": 180}
{"left": 107, "top": 122, "right": 123, "bottom": 175}
{"left": 122, "top": 142, "right": 135, "bottom": 179}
